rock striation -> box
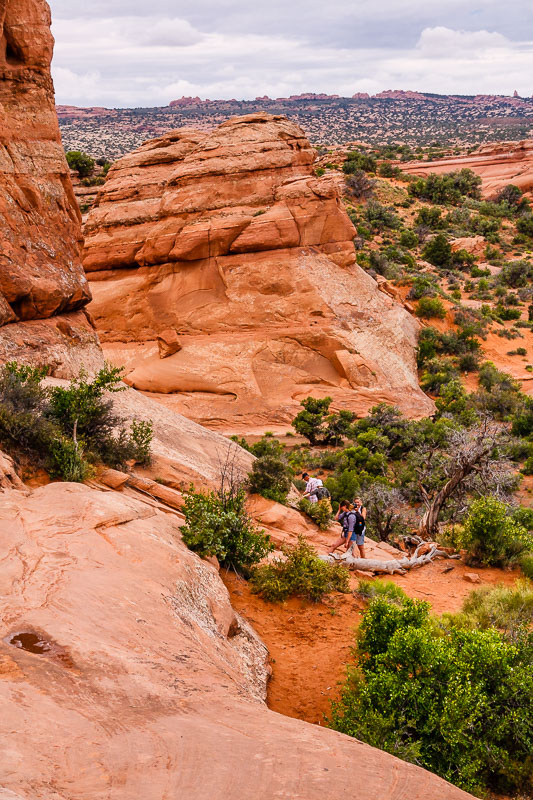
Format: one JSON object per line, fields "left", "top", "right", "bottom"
{"left": 0, "top": 479, "right": 475, "bottom": 800}
{"left": 0, "top": 0, "right": 99, "bottom": 374}
{"left": 401, "top": 139, "right": 533, "bottom": 200}
{"left": 84, "top": 114, "right": 433, "bottom": 429}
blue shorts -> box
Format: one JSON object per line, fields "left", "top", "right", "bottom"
{"left": 349, "top": 530, "right": 365, "bottom": 545}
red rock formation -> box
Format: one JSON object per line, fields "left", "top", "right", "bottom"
{"left": 0, "top": 480, "right": 475, "bottom": 800}
{"left": 83, "top": 113, "right": 433, "bottom": 429}
{"left": 0, "top": 0, "right": 100, "bottom": 374}
{"left": 401, "top": 139, "right": 533, "bottom": 200}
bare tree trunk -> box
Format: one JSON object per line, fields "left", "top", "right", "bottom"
{"left": 321, "top": 543, "right": 455, "bottom": 574}
{"left": 418, "top": 464, "right": 472, "bottom": 539}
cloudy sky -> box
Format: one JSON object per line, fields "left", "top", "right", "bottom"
{"left": 48, "top": 0, "right": 533, "bottom": 108}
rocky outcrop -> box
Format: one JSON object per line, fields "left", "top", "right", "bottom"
{"left": 0, "top": 0, "right": 98, "bottom": 372}
{"left": 0, "top": 480, "right": 474, "bottom": 800}
{"left": 83, "top": 114, "right": 433, "bottom": 430}
{"left": 401, "top": 140, "right": 533, "bottom": 200}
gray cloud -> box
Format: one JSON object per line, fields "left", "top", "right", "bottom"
{"left": 48, "top": 0, "right": 533, "bottom": 107}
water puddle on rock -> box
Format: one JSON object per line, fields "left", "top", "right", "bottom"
{"left": 8, "top": 632, "right": 52, "bottom": 654}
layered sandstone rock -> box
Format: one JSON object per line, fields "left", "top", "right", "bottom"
{"left": 0, "top": 480, "right": 474, "bottom": 800}
{"left": 84, "top": 114, "right": 433, "bottom": 430}
{"left": 0, "top": 0, "right": 98, "bottom": 372}
{"left": 401, "top": 139, "right": 533, "bottom": 200}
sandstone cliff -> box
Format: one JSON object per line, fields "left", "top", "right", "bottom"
{"left": 401, "top": 139, "right": 533, "bottom": 200}
{"left": 0, "top": 0, "right": 100, "bottom": 374}
{"left": 0, "top": 479, "right": 474, "bottom": 800}
{"left": 83, "top": 115, "right": 433, "bottom": 430}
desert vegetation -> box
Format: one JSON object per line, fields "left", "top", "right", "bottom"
{"left": 0, "top": 362, "right": 152, "bottom": 481}
{"left": 330, "top": 579, "right": 533, "bottom": 797}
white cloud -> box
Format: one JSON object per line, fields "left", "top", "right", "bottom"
{"left": 50, "top": 14, "right": 533, "bottom": 107}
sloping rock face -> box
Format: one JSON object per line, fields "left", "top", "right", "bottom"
{"left": 0, "top": 0, "right": 99, "bottom": 374}
{"left": 401, "top": 139, "right": 533, "bottom": 200}
{"left": 84, "top": 114, "right": 433, "bottom": 430}
{"left": 0, "top": 480, "right": 474, "bottom": 800}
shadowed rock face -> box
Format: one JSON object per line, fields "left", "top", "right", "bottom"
{"left": 402, "top": 139, "right": 533, "bottom": 200}
{"left": 84, "top": 114, "right": 433, "bottom": 430}
{"left": 0, "top": 481, "right": 475, "bottom": 800}
{"left": 0, "top": 0, "right": 98, "bottom": 374}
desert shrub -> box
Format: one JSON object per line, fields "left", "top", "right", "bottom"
{"left": 520, "top": 553, "right": 533, "bottom": 578}
{"left": 516, "top": 214, "right": 533, "bottom": 237}
{"left": 181, "top": 486, "right": 273, "bottom": 573}
{"left": 415, "top": 206, "right": 446, "bottom": 229}
{"left": 356, "top": 578, "right": 408, "bottom": 604}
{"left": 422, "top": 233, "right": 452, "bottom": 267}
{"left": 408, "top": 168, "right": 482, "bottom": 204}
{"left": 250, "top": 536, "right": 349, "bottom": 602}
{"left": 446, "top": 580, "right": 533, "bottom": 639}
{"left": 292, "top": 397, "right": 354, "bottom": 445}
{"left": 399, "top": 228, "right": 418, "bottom": 248}
{"left": 49, "top": 437, "right": 93, "bottom": 482}
{"left": 358, "top": 483, "right": 407, "bottom": 542}
{"left": 420, "top": 357, "right": 459, "bottom": 395}
{"left": 408, "top": 275, "right": 438, "bottom": 300}
{"left": 415, "top": 296, "right": 446, "bottom": 319}
{"left": 248, "top": 451, "right": 292, "bottom": 504}
{"left": 298, "top": 497, "right": 333, "bottom": 530}
{"left": 329, "top": 595, "right": 533, "bottom": 795}
{"left": 345, "top": 169, "right": 376, "bottom": 199}
{"left": 343, "top": 149, "right": 377, "bottom": 174}
{"left": 0, "top": 361, "right": 152, "bottom": 478}
{"left": 495, "top": 304, "right": 522, "bottom": 321}
{"left": 65, "top": 150, "right": 94, "bottom": 178}
{"left": 368, "top": 250, "right": 400, "bottom": 280}
{"left": 459, "top": 496, "right": 531, "bottom": 567}
{"left": 364, "top": 201, "right": 401, "bottom": 232}
{"left": 498, "top": 260, "right": 533, "bottom": 288}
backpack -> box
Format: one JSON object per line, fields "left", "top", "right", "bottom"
{"left": 314, "top": 486, "right": 331, "bottom": 501}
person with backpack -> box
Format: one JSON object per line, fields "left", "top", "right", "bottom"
{"left": 350, "top": 496, "right": 367, "bottom": 558}
{"left": 301, "top": 472, "right": 323, "bottom": 504}
{"left": 328, "top": 500, "right": 357, "bottom": 556}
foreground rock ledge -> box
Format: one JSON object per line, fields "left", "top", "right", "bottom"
{"left": 0, "top": 481, "right": 473, "bottom": 799}
{"left": 84, "top": 113, "right": 433, "bottom": 428}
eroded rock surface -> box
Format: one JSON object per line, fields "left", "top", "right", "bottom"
{"left": 0, "top": 0, "right": 98, "bottom": 371}
{"left": 0, "top": 481, "right": 474, "bottom": 800}
{"left": 402, "top": 139, "right": 533, "bottom": 200}
{"left": 84, "top": 114, "right": 433, "bottom": 430}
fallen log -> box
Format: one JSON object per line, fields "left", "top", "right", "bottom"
{"left": 321, "top": 543, "right": 457, "bottom": 575}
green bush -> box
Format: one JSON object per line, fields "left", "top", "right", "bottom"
{"left": 292, "top": 396, "right": 354, "bottom": 445}
{"left": 459, "top": 496, "right": 531, "bottom": 567}
{"left": 0, "top": 361, "right": 153, "bottom": 479}
{"left": 408, "top": 169, "right": 482, "bottom": 204}
{"left": 65, "top": 150, "right": 95, "bottom": 178}
{"left": 446, "top": 579, "right": 533, "bottom": 639}
{"left": 250, "top": 536, "right": 349, "bottom": 602}
{"left": 520, "top": 553, "right": 533, "bottom": 578}
{"left": 343, "top": 149, "right": 377, "bottom": 174}
{"left": 248, "top": 450, "right": 292, "bottom": 504}
{"left": 356, "top": 578, "right": 408, "bottom": 604}
{"left": 344, "top": 169, "right": 376, "bottom": 199}
{"left": 415, "top": 296, "right": 446, "bottom": 319}
{"left": 181, "top": 486, "right": 273, "bottom": 573}
{"left": 516, "top": 214, "right": 533, "bottom": 237}
{"left": 399, "top": 229, "right": 418, "bottom": 248}
{"left": 329, "top": 594, "right": 533, "bottom": 795}
{"left": 298, "top": 497, "right": 333, "bottom": 530}
{"left": 364, "top": 201, "right": 401, "bottom": 232}
{"left": 422, "top": 233, "right": 452, "bottom": 267}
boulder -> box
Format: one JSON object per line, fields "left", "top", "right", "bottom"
{"left": 0, "top": 481, "right": 476, "bottom": 800}
{"left": 84, "top": 114, "right": 434, "bottom": 429}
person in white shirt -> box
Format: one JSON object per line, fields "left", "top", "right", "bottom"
{"left": 301, "top": 472, "right": 323, "bottom": 504}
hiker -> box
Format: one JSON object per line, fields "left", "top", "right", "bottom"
{"left": 350, "top": 496, "right": 367, "bottom": 559}
{"left": 301, "top": 472, "right": 323, "bottom": 504}
{"left": 329, "top": 500, "right": 357, "bottom": 555}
